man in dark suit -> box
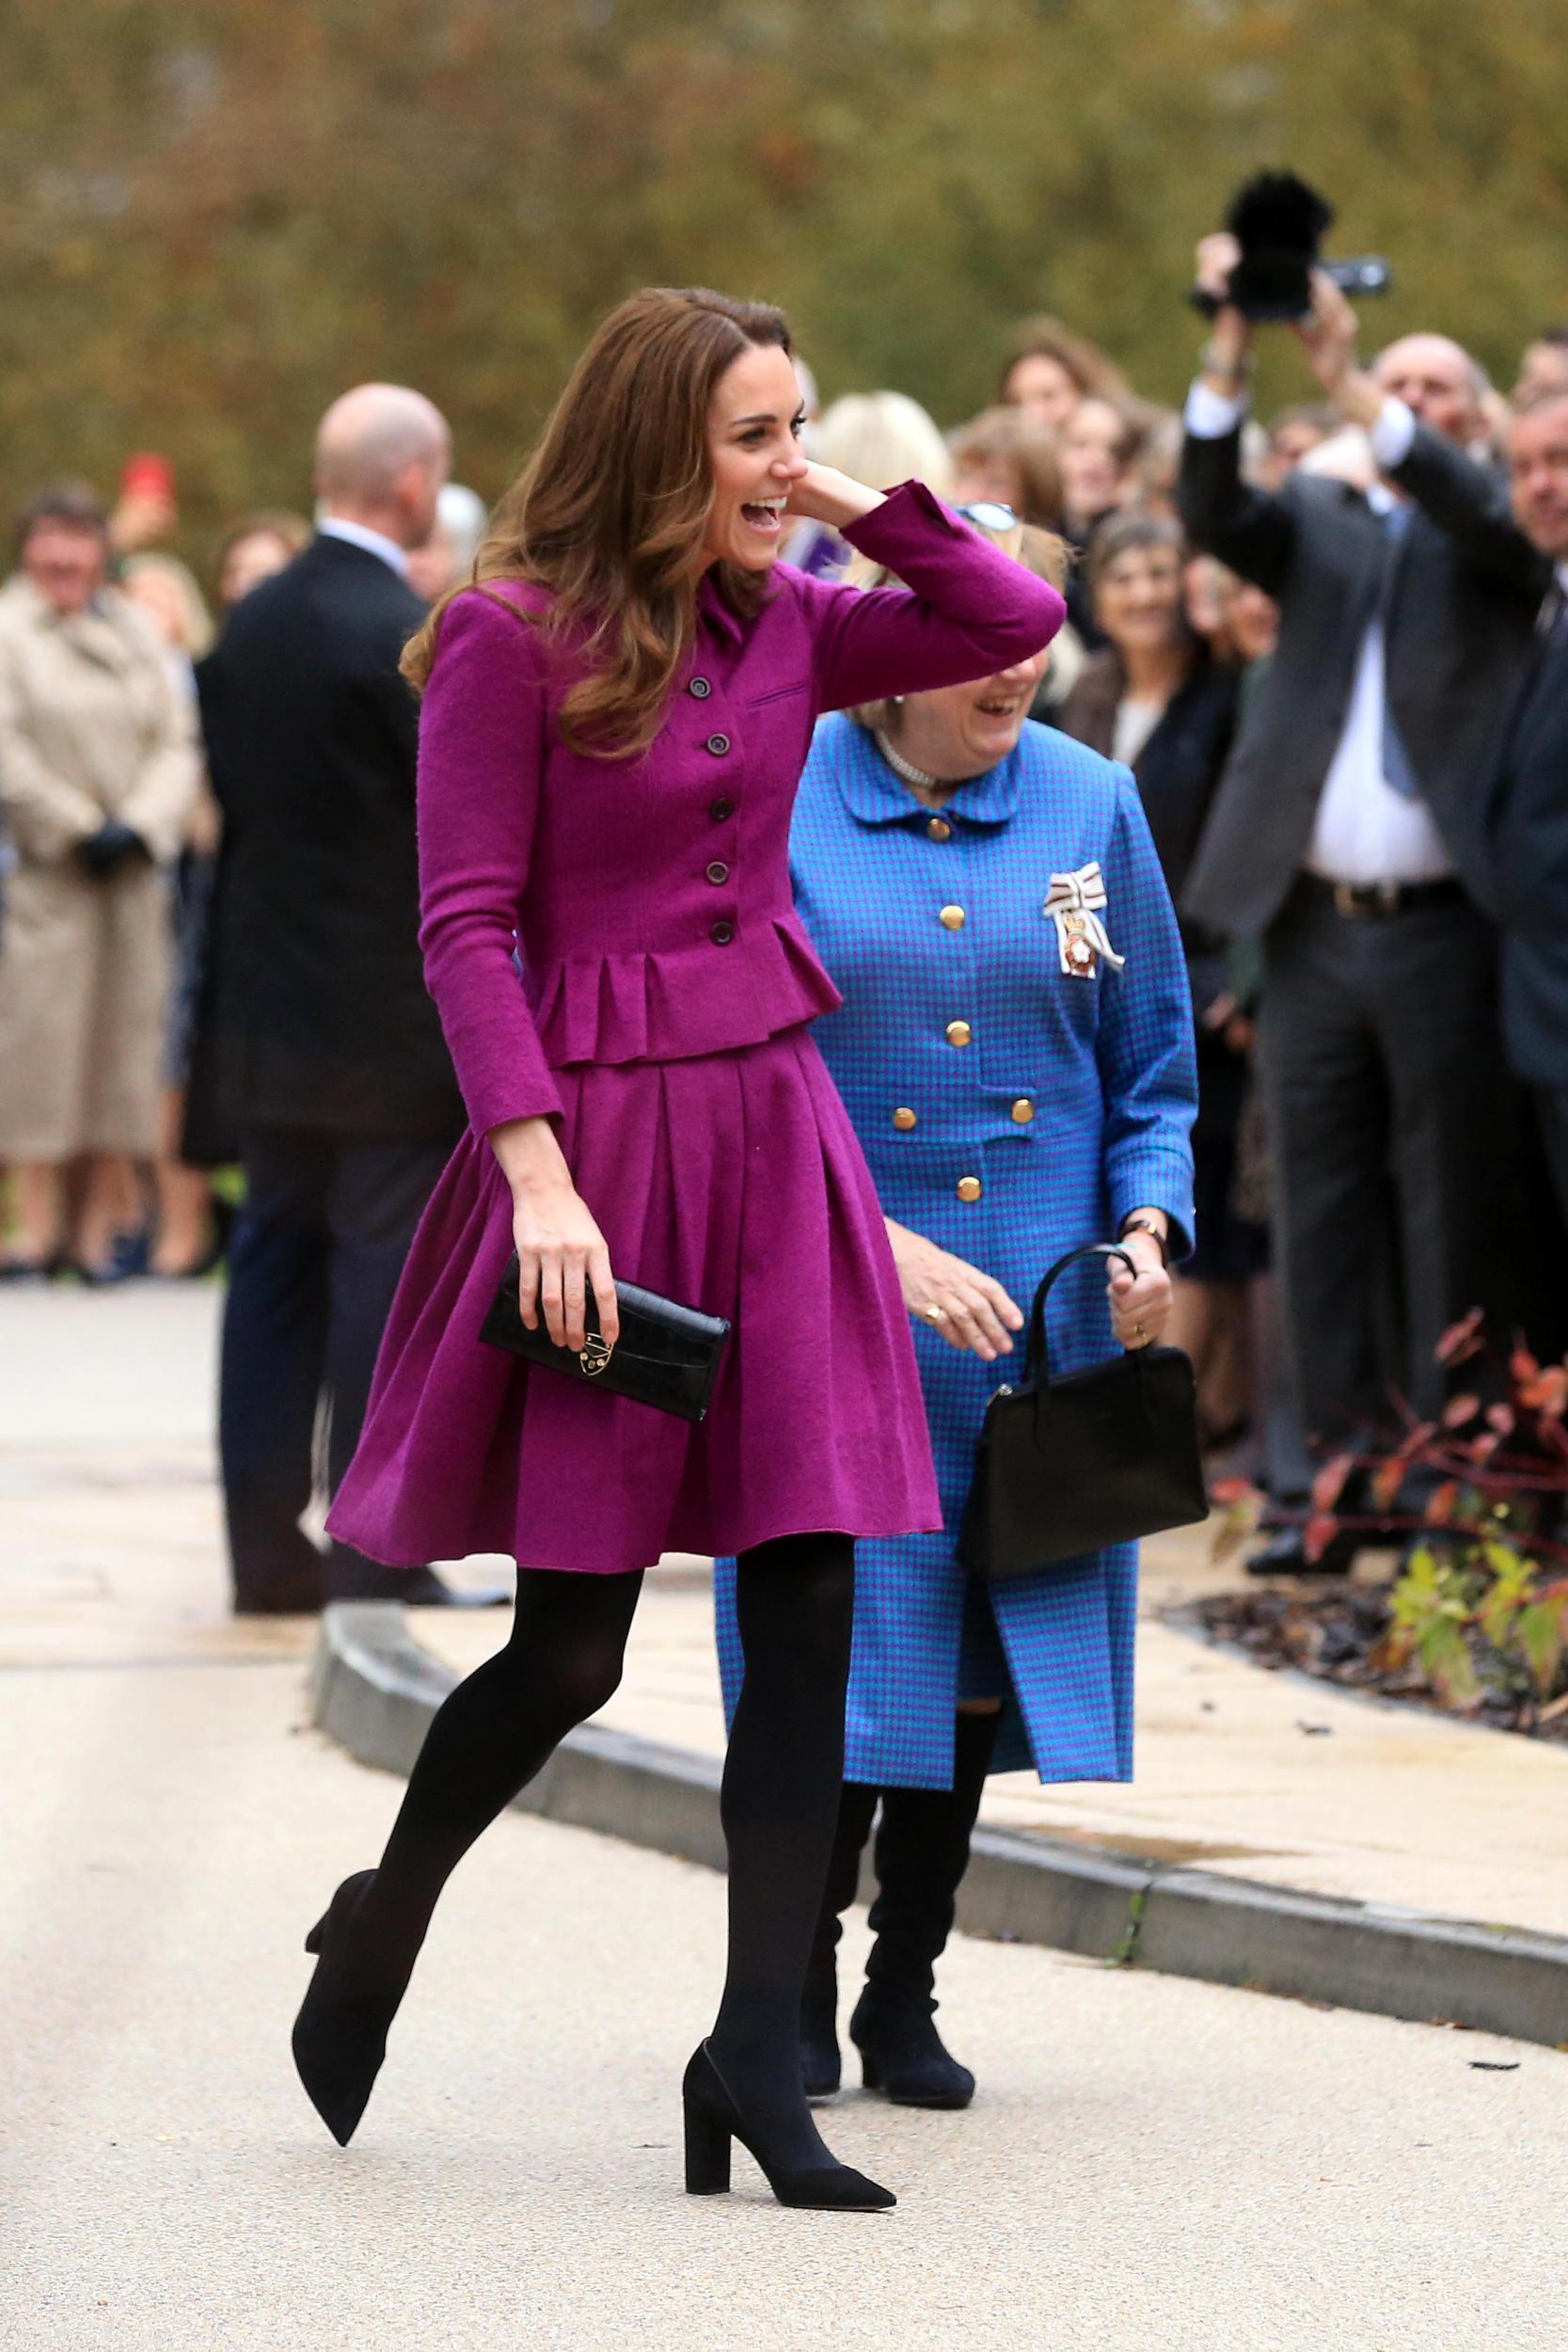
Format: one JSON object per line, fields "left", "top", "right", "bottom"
{"left": 196, "top": 384, "right": 486, "bottom": 1613}
{"left": 1491, "top": 391, "right": 1568, "bottom": 1225}
{"left": 1179, "top": 245, "right": 1550, "bottom": 1572}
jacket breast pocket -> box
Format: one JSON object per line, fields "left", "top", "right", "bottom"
{"left": 744, "top": 679, "right": 813, "bottom": 771}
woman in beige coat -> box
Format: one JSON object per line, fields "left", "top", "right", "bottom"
{"left": 0, "top": 484, "right": 199, "bottom": 1277}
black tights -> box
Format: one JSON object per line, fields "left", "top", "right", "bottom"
{"left": 356, "top": 1531, "right": 855, "bottom": 2153}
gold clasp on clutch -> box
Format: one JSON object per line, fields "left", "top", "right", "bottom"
{"left": 578, "top": 1335, "right": 614, "bottom": 1377}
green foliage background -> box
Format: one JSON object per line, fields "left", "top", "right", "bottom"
{"left": 5, "top": 0, "right": 1566, "bottom": 549}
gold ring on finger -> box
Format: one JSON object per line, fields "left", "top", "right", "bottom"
{"left": 926, "top": 1304, "right": 946, "bottom": 1323}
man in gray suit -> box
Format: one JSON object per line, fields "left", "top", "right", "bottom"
{"left": 1180, "top": 241, "right": 1549, "bottom": 1573}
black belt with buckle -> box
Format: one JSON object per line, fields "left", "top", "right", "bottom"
{"left": 1295, "top": 874, "right": 1466, "bottom": 920}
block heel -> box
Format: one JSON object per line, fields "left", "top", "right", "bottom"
{"left": 681, "top": 2042, "right": 895, "bottom": 2212}
{"left": 683, "top": 2098, "right": 733, "bottom": 2195}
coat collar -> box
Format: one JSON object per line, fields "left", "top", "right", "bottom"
{"left": 836, "top": 720, "right": 1025, "bottom": 829}
{"left": 6, "top": 575, "right": 144, "bottom": 674}
{"left": 695, "top": 568, "right": 750, "bottom": 649}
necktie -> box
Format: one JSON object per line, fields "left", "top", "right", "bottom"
{"left": 1378, "top": 503, "right": 1421, "bottom": 800}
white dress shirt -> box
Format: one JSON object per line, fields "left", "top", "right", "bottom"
{"left": 316, "top": 516, "right": 410, "bottom": 579}
{"left": 1185, "top": 384, "right": 1454, "bottom": 885}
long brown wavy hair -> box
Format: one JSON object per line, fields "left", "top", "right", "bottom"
{"left": 403, "top": 287, "right": 793, "bottom": 755}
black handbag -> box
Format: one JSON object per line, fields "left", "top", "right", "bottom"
{"left": 479, "top": 1254, "right": 732, "bottom": 1423}
{"left": 958, "top": 1242, "right": 1208, "bottom": 1579}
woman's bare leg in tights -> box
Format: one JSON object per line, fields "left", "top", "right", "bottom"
{"left": 293, "top": 1565, "right": 645, "bottom": 2140}
{"left": 353, "top": 1565, "right": 645, "bottom": 1999}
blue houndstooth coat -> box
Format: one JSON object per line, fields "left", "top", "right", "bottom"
{"left": 715, "top": 713, "right": 1197, "bottom": 1789}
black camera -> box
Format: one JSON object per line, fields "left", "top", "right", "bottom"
{"left": 1189, "top": 172, "right": 1392, "bottom": 323}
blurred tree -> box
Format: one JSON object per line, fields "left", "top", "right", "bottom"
{"left": 2, "top": 0, "right": 1565, "bottom": 569}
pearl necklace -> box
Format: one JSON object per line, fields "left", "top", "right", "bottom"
{"left": 873, "top": 729, "right": 946, "bottom": 793}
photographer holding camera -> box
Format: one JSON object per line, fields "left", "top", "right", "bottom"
{"left": 1178, "top": 232, "right": 1549, "bottom": 1575}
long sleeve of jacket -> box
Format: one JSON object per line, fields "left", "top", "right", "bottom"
{"left": 1389, "top": 424, "right": 1553, "bottom": 599}
{"left": 0, "top": 639, "right": 103, "bottom": 861}
{"left": 415, "top": 592, "right": 565, "bottom": 1136}
{"left": 797, "top": 480, "right": 1066, "bottom": 710}
{"left": 119, "top": 662, "right": 202, "bottom": 862}
{"left": 1094, "top": 768, "right": 1199, "bottom": 1258}
{"left": 1178, "top": 425, "right": 1297, "bottom": 596}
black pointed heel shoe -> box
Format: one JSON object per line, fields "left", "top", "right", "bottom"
{"left": 292, "top": 1868, "right": 392, "bottom": 2147}
{"left": 681, "top": 2042, "right": 895, "bottom": 2211}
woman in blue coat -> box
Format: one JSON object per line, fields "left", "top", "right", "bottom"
{"left": 716, "top": 510, "right": 1196, "bottom": 2110}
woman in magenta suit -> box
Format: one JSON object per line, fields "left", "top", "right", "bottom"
{"left": 296, "top": 288, "right": 1064, "bottom": 2210}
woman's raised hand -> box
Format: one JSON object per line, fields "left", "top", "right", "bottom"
{"left": 784, "top": 461, "right": 886, "bottom": 533}
{"left": 488, "top": 1116, "right": 619, "bottom": 1353}
{"left": 884, "top": 1217, "right": 1023, "bottom": 1362}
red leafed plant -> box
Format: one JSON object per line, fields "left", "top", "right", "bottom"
{"left": 1209, "top": 1318, "right": 1568, "bottom": 1734}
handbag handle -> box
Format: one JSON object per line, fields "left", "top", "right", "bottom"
{"left": 1023, "top": 1241, "right": 1139, "bottom": 1389}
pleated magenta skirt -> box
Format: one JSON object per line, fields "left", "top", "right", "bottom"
{"left": 325, "top": 1025, "right": 942, "bottom": 1574}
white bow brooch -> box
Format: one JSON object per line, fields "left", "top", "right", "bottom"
{"left": 1043, "top": 863, "right": 1126, "bottom": 981}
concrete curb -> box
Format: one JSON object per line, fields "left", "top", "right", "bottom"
{"left": 309, "top": 1603, "right": 1568, "bottom": 2051}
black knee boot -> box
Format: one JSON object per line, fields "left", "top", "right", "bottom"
{"left": 799, "top": 1780, "right": 879, "bottom": 2098}
{"left": 849, "top": 1708, "right": 1000, "bottom": 2108}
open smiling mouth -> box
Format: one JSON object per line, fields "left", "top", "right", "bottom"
{"left": 740, "top": 497, "right": 788, "bottom": 535}
{"left": 974, "top": 696, "right": 1026, "bottom": 718}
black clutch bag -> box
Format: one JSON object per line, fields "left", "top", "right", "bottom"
{"left": 479, "top": 1254, "right": 731, "bottom": 1423}
{"left": 958, "top": 1242, "right": 1208, "bottom": 1580}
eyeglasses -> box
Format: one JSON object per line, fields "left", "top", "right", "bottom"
{"left": 956, "top": 500, "right": 1020, "bottom": 532}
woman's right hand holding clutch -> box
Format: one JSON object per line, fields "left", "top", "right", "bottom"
{"left": 488, "top": 1116, "right": 620, "bottom": 1354}
{"left": 884, "top": 1217, "right": 1023, "bottom": 1363}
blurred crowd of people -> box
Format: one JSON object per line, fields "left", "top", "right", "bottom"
{"left": 4, "top": 277, "right": 1568, "bottom": 1578}
{"left": 0, "top": 469, "right": 485, "bottom": 1282}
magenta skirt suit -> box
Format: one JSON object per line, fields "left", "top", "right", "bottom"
{"left": 326, "top": 485, "right": 1065, "bottom": 1576}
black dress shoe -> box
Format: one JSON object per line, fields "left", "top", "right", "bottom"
{"left": 1245, "top": 1525, "right": 1359, "bottom": 1579}
{"left": 326, "top": 1565, "right": 512, "bottom": 1608}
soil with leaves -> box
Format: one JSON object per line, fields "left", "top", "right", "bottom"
{"left": 1196, "top": 1318, "right": 1568, "bottom": 1741}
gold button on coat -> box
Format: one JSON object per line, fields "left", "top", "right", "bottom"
{"left": 945, "top": 1019, "right": 972, "bottom": 1047}
{"left": 892, "top": 1106, "right": 917, "bottom": 1132}
{"left": 1011, "top": 1099, "right": 1035, "bottom": 1124}
{"left": 927, "top": 816, "right": 952, "bottom": 841}
{"left": 939, "top": 904, "right": 965, "bottom": 930}
{"left": 957, "top": 1176, "right": 983, "bottom": 1201}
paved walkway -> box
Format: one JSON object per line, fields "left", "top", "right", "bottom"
{"left": 2, "top": 1600, "right": 1561, "bottom": 2351}
{"left": 8, "top": 1282, "right": 1567, "bottom": 1939}
{"left": 6, "top": 1280, "right": 1568, "bottom": 2349}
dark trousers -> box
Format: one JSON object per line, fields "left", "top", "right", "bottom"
{"left": 219, "top": 1124, "right": 452, "bottom": 1606}
{"left": 1258, "top": 886, "right": 1505, "bottom": 1473}
{"left": 1536, "top": 1089, "right": 1568, "bottom": 1235}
